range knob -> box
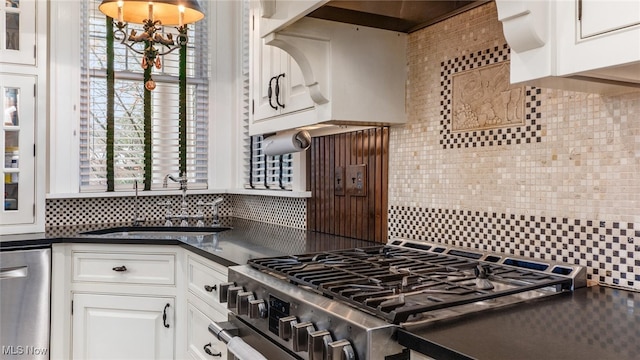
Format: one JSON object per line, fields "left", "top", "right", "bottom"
{"left": 308, "top": 329, "right": 332, "bottom": 360}
{"left": 249, "top": 299, "right": 267, "bottom": 319}
{"left": 236, "top": 291, "right": 255, "bottom": 316}
{"left": 218, "top": 282, "right": 234, "bottom": 303}
{"left": 292, "top": 322, "right": 315, "bottom": 352}
{"left": 226, "top": 286, "right": 244, "bottom": 310}
{"left": 278, "top": 316, "right": 298, "bottom": 340}
{"left": 328, "top": 339, "right": 356, "bottom": 360}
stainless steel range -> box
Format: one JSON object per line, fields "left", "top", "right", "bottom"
{"left": 210, "top": 239, "right": 586, "bottom": 360}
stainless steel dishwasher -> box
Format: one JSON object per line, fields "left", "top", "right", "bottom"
{"left": 0, "top": 245, "right": 51, "bottom": 359}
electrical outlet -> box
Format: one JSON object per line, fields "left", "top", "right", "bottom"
{"left": 335, "top": 166, "right": 345, "bottom": 196}
{"left": 346, "top": 164, "right": 367, "bottom": 197}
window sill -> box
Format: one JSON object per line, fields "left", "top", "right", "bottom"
{"left": 226, "top": 188, "right": 312, "bottom": 198}
{"left": 46, "top": 188, "right": 312, "bottom": 199}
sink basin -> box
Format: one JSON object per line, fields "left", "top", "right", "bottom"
{"left": 82, "top": 226, "right": 231, "bottom": 238}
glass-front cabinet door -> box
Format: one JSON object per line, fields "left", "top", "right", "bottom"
{"left": 0, "top": 0, "right": 37, "bottom": 65}
{"left": 1, "top": 74, "right": 35, "bottom": 226}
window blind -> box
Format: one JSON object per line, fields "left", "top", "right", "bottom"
{"left": 79, "top": 0, "right": 209, "bottom": 192}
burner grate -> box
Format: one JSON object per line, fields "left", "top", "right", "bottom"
{"left": 248, "top": 243, "right": 577, "bottom": 324}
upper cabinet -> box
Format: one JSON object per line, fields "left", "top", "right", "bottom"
{"left": 252, "top": 28, "right": 315, "bottom": 128}
{"left": 249, "top": 1, "right": 407, "bottom": 136}
{"left": 1, "top": 75, "right": 36, "bottom": 229}
{"left": 496, "top": 0, "right": 640, "bottom": 93}
{"left": 0, "top": 0, "right": 37, "bottom": 66}
{"left": 1, "top": 0, "right": 46, "bottom": 235}
{"left": 258, "top": 0, "right": 329, "bottom": 37}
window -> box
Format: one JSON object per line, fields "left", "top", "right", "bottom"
{"left": 79, "top": 0, "right": 209, "bottom": 192}
{"left": 247, "top": 136, "right": 294, "bottom": 190}
{"left": 241, "top": 0, "right": 294, "bottom": 190}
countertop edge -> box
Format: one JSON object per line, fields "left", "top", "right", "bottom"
{"left": 1, "top": 237, "right": 239, "bottom": 267}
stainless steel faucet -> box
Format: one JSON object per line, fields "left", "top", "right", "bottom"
{"left": 162, "top": 173, "right": 223, "bottom": 227}
{"left": 207, "top": 197, "right": 224, "bottom": 226}
{"left": 132, "top": 180, "right": 146, "bottom": 226}
{"left": 163, "top": 173, "right": 190, "bottom": 226}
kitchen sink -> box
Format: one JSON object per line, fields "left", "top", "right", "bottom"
{"left": 82, "top": 226, "right": 231, "bottom": 238}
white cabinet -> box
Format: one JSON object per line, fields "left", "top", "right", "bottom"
{"left": 51, "top": 244, "right": 183, "bottom": 360}
{"left": 185, "top": 253, "right": 229, "bottom": 359}
{"left": 257, "top": 0, "right": 329, "bottom": 37}
{"left": 187, "top": 299, "right": 228, "bottom": 360}
{"left": 557, "top": 0, "right": 640, "bottom": 86}
{"left": 580, "top": 0, "right": 640, "bottom": 38}
{"left": 252, "top": 27, "right": 314, "bottom": 127}
{"left": 0, "top": 0, "right": 46, "bottom": 235}
{"left": 496, "top": 0, "right": 640, "bottom": 93}
{"left": 1, "top": 74, "right": 36, "bottom": 228}
{"left": 0, "top": 0, "right": 37, "bottom": 65}
{"left": 51, "top": 244, "right": 234, "bottom": 360}
{"left": 249, "top": 5, "right": 407, "bottom": 136}
{"left": 72, "top": 294, "right": 175, "bottom": 360}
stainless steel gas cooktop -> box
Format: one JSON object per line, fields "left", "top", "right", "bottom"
{"left": 217, "top": 239, "right": 586, "bottom": 360}
{"left": 247, "top": 239, "right": 587, "bottom": 326}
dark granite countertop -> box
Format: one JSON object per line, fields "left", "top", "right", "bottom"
{"left": 3, "top": 220, "right": 639, "bottom": 359}
{"left": 398, "top": 285, "right": 640, "bottom": 360}
{"left": 0, "top": 217, "right": 377, "bottom": 266}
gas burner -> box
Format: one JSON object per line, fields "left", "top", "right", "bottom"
{"left": 248, "top": 239, "right": 586, "bottom": 324}
{"left": 224, "top": 239, "right": 587, "bottom": 359}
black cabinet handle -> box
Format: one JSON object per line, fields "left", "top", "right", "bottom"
{"left": 162, "top": 303, "right": 170, "bottom": 328}
{"left": 275, "top": 73, "right": 285, "bottom": 109}
{"left": 203, "top": 343, "right": 222, "bottom": 357}
{"left": 268, "top": 76, "right": 278, "bottom": 110}
{"left": 112, "top": 266, "right": 127, "bottom": 272}
{"left": 204, "top": 284, "right": 217, "bottom": 292}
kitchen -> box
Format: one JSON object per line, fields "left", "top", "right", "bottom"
{"left": 1, "top": 0, "right": 640, "bottom": 359}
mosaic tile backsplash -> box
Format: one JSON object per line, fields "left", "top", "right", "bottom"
{"left": 389, "top": 2, "right": 640, "bottom": 290}
{"left": 46, "top": 194, "right": 307, "bottom": 230}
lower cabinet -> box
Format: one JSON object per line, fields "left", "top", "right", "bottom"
{"left": 185, "top": 253, "right": 230, "bottom": 360}
{"left": 72, "top": 294, "right": 176, "bottom": 360}
{"left": 186, "top": 300, "right": 227, "bottom": 360}
{"left": 51, "top": 244, "right": 231, "bottom": 360}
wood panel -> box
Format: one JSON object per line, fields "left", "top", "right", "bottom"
{"left": 308, "top": 127, "right": 388, "bottom": 243}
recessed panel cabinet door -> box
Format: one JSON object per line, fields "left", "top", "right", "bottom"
{"left": 580, "top": 0, "right": 640, "bottom": 38}
{"left": 186, "top": 302, "right": 227, "bottom": 360}
{"left": 72, "top": 294, "right": 175, "bottom": 360}
{"left": 250, "top": 7, "right": 314, "bottom": 127}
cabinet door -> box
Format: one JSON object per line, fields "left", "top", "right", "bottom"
{"left": 281, "top": 50, "right": 314, "bottom": 116}
{"left": 186, "top": 301, "right": 227, "bottom": 360}
{"left": 251, "top": 9, "right": 314, "bottom": 125}
{"left": 0, "top": 0, "right": 37, "bottom": 65}
{"left": 1, "top": 74, "right": 35, "bottom": 226}
{"left": 72, "top": 294, "right": 175, "bottom": 360}
{"left": 580, "top": 0, "right": 640, "bottom": 38}
{"left": 252, "top": 34, "right": 283, "bottom": 121}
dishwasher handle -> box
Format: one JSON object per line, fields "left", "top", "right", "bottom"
{"left": 0, "top": 266, "right": 28, "bottom": 279}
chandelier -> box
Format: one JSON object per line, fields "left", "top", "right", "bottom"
{"left": 98, "top": 0, "right": 205, "bottom": 90}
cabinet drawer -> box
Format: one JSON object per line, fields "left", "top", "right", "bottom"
{"left": 187, "top": 301, "right": 227, "bottom": 360}
{"left": 187, "top": 255, "right": 228, "bottom": 311}
{"left": 72, "top": 251, "right": 176, "bottom": 285}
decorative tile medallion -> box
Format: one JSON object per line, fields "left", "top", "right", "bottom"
{"left": 440, "top": 44, "right": 542, "bottom": 149}
{"left": 452, "top": 62, "right": 525, "bottom": 132}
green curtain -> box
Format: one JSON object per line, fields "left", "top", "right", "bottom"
{"left": 106, "top": 17, "right": 115, "bottom": 191}
{"left": 179, "top": 27, "right": 187, "bottom": 177}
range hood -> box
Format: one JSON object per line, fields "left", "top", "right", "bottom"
{"left": 308, "top": 0, "right": 491, "bottom": 33}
